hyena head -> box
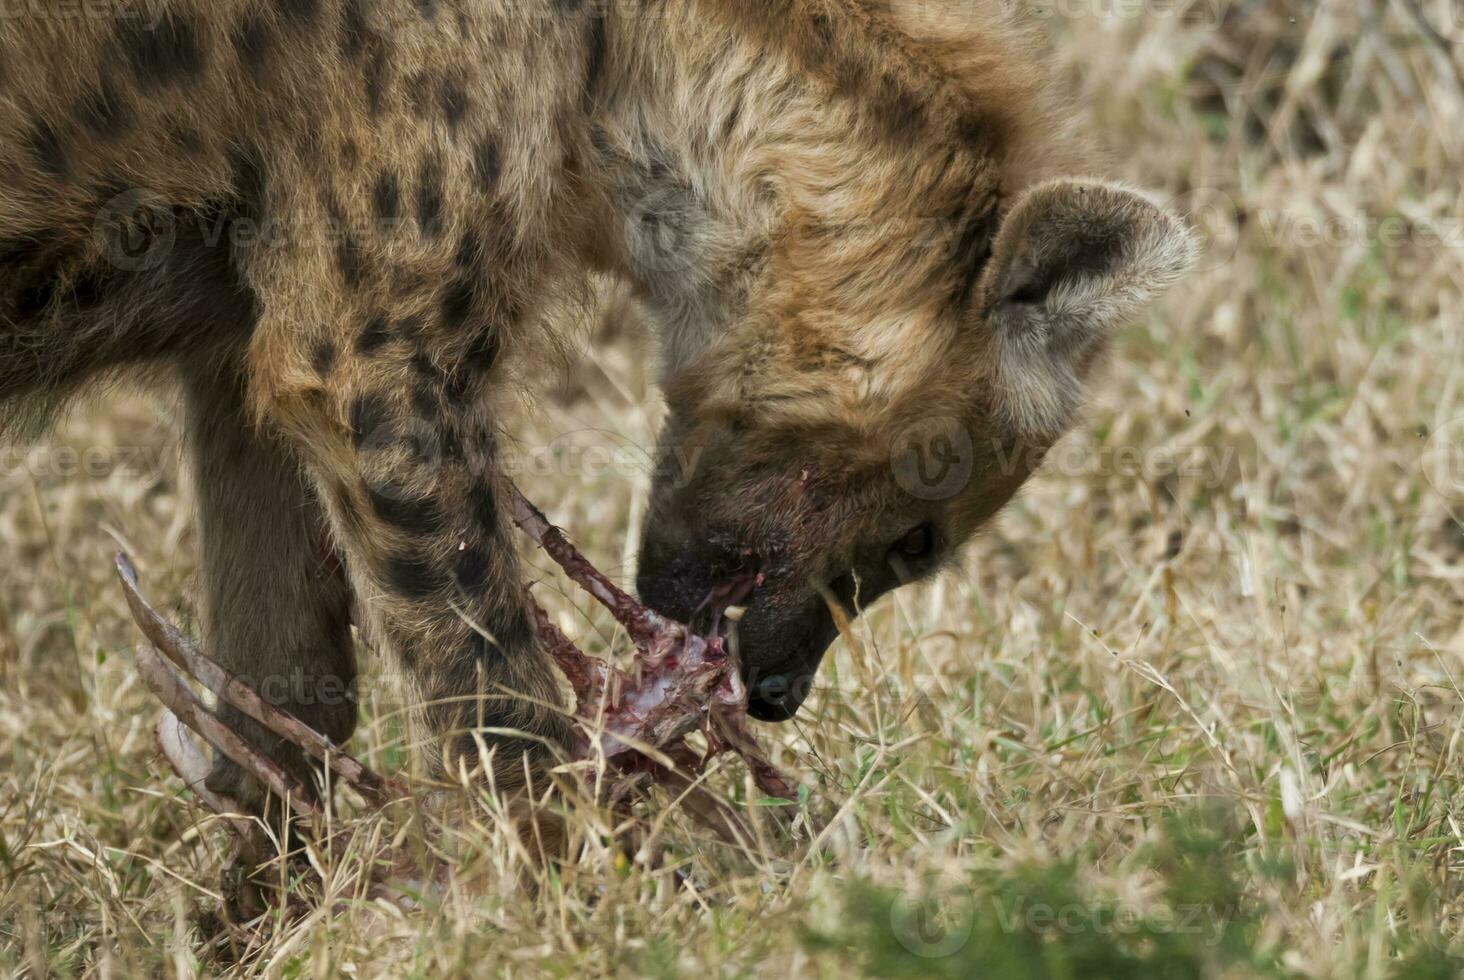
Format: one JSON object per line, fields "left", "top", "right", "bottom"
{"left": 592, "top": 4, "right": 1197, "bottom": 720}
{"left": 635, "top": 176, "right": 1195, "bottom": 720}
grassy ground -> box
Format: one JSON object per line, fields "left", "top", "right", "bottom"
{"left": 4, "top": 1, "right": 1464, "bottom": 976}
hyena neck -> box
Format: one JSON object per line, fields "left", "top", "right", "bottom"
{"left": 579, "top": 5, "right": 779, "bottom": 374}
{"left": 576, "top": 1, "right": 1088, "bottom": 374}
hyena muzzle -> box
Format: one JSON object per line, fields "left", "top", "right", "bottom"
{"left": 0, "top": 0, "right": 1193, "bottom": 803}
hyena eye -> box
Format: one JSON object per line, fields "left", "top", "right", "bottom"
{"left": 893, "top": 523, "right": 937, "bottom": 562}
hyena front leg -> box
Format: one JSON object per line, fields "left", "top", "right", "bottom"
{"left": 180, "top": 358, "right": 356, "bottom": 809}
{"left": 252, "top": 326, "right": 572, "bottom": 788}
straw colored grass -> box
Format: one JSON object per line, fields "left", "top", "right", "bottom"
{"left": 3, "top": 2, "right": 1463, "bottom": 976}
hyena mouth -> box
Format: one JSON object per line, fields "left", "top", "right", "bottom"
{"left": 694, "top": 568, "right": 764, "bottom": 639}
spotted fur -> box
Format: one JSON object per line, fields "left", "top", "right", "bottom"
{"left": 0, "top": 1, "right": 1193, "bottom": 795}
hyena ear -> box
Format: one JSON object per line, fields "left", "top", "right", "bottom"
{"left": 975, "top": 178, "right": 1196, "bottom": 441}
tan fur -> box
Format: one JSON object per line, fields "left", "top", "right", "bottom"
{"left": 0, "top": 0, "right": 1193, "bottom": 790}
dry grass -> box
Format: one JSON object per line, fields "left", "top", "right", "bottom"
{"left": 4, "top": 1, "right": 1464, "bottom": 976}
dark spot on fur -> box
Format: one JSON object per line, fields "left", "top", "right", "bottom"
{"left": 404, "top": 71, "right": 433, "bottom": 117}
{"left": 444, "top": 366, "right": 473, "bottom": 404}
{"left": 416, "top": 0, "right": 438, "bottom": 19}
{"left": 590, "top": 124, "right": 612, "bottom": 156}
{"left": 876, "top": 74, "right": 924, "bottom": 144}
{"left": 416, "top": 158, "right": 445, "bottom": 238}
{"left": 10, "top": 235, "right": 61, "bottom": 316}
{"left": 15, "top": 279, "right": 54, "bottom": 317}
{"left": 441, "top": 429, "right": 464, "bottom": 462}
{"left": 440, "top": 278, "right": 475, "bottom": 329}
{"left": 25, "top": 119, "right": 69, "bottom": 178}
{"left": 15, "top": 282, "right": 53, "bottom": 317}
{"left": 956, "top": 108, "right": 1006, "bottom": 149}
{"left": 350, "top": 393, "right": 394, "bottom": 450}
{"left": 471, "top": 139, "right": 500, "bottom": 192}
{"left": 453, "top": 546, "right": 488, "bottom": 591}
{"left": 336, "top": 232, "right": 365, "bottom": 288}
{"left": 75, "top": 81, "right": 132, "bottom": 140}
{"left": 372, "top": 171, "right": 400, "bottom": 223}
{"left": 720, "top": 101, "right": 742, "bottom": 141}
{"left": 409, "top": 349, "right": 439, "bottom": 380}
{"left": 381, "top": 552, "right": 445, "bottom": 600}
{"left": 401, "top": 420, "right": 458, "bottom": 466}
{"left": 461, "top": 630, "right": 491, "bottom": 664}
{"left": 0, "top": 229, "right": 59, "bottom": 297}
{"left": 278, "top": 0, "right": 321, "bottom": 27}
{"left": 340, "top": 0, "right": 369, "bottom": 60}
{"left": 233, "top": 14, "right": 273, "bottom": 83}
{"left": 356, "top": 313, "right": 392, "bottom": 355}
{"left": 396, "top": 314, "right": 426, "bottom": 341}
{"left": 364, "top": 43, "right": 390, "bottom": 116}
{"left": 454, "top": 231, "right": 482, "bottom": 271}
{"left": 410, "top": 382, "right": 439, "bottom": 419}
{"left": 440, "top": 78, "right": 469, "bottom": 131}
{"left": 117, "top": 13, "right": 206, "bottom": 90}
{"left": 229, "top": 147, "right": 268, "bottom": 210}
{"left": 581, "top": 9, "right": 607, "bottom": 110}
{"left": 340, "top": 138, "right": 361, "bottom": 170}
{"left": 0, "top": 237, "right": 30, "bottom": 268}
{"left": 312, "top": 339, "right": 337, "bottom": 376}
{"left": 830, "top": 48, "right": 868, "bottom": 93}
{"left": 446, "top": 350, "right": 506, "bottom": 404}
{"left": 70, "top": 266, "right": 111, "bottom": 310}
{"left": 469, "top": 480, "right": 498, "bottom": 533}
{"left": 809, "top": 11, "right": 833, "bottom": 45}
{"left": 949, "top": 191, "right": 1001, "bottom": 310}
{"left": 365, "top": 483, "right": 445, "bottom": 535}
{"left": 226, "top": 147, "right": 268, "bottom": 262}
{"left": 789, "top": 9, "right": 837, "bottom": 75}
{"left": 462, "top": 328, "right": 500, "bottom": 375}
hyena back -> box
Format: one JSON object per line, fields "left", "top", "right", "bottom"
{"left": 0, "top": 1, "right": 1194, "bottom": 798}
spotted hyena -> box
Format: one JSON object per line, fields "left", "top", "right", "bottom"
{"left": 0, "top": 1, "right": 1193, "bottom": 800}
